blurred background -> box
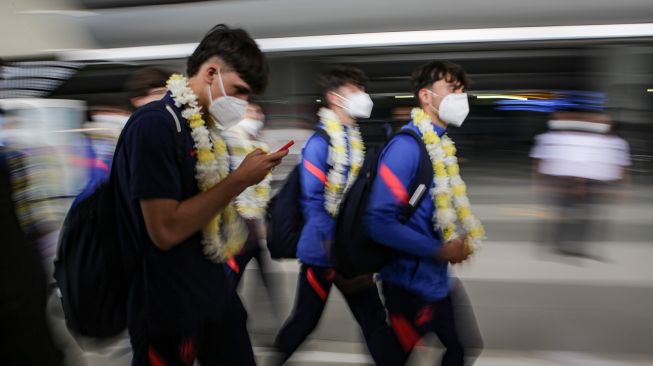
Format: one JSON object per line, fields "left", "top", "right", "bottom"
{"left": 1, "top": 0, "right": 653, "bottom": 365}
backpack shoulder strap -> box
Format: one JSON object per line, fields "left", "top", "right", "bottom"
{"left": 302, "top": 127, "right": 332, "bottom": 171}
{"left": 109, "top": 101, "right": 183, "bottom": 184}
{"left": 163, "top": 102, "right": 185, "bottom": 166}
{"left": 393, "top": 128, "right": 433, "bottom": 222}
{"left": 314, "top": 127, "right": 331, "bottom": 145}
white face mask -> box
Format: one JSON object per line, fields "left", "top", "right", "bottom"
{"left": 336, "top": 91, "right": 374, "bottom": 119}
{"left": 207, "top": 69, "right": 248, "bottom": 130}
{"left": 428, "top": 90, "right": 469, "bottom": 127}
{"left": 236, "top": 118, "right": 264, "bottom": 137}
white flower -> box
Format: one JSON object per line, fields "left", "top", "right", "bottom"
{"left": 167, "top": 74, "right": 246, "bottom": 262}
{"left": 453, "top": 196, "right": 470, "bottom": 207}
{"left": 318, "top": 108, "right": 365, "bottom": 217}
{"left": 411, "top": 107, "right": 484, "bottom": 251}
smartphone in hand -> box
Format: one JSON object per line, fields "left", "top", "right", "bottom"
{"left": 276, "top": 140, "right": 295, "bottom": 153}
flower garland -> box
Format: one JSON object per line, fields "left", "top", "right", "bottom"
{"left": 166, "top": 74, "right": 247, "bottom": 262}
{"left": 319, "top": 108, "right": 365, "bottom": 217}
{"left": 411, "top": 107, "right": 485, "bottom": 254}
{"left": 221, "top": 128, "right": 272, "bottom": 220}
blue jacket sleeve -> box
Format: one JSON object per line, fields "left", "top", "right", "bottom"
{"left": 299, "top": 135, "right": 335, "bottom": 242}
{"left": 363, "top": 135, "right": 440, "bottom": 258}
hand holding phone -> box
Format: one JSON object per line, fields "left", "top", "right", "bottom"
{"left": 276, "top": 140, "right": 295, "bottom": 153}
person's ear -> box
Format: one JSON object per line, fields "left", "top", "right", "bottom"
{"left": 325, "top": 90, "right": 340, "bottom": 108}
{"left": 418, "top": 88, "right": 431, "bottom": 106}
{"left": 203, "top": 63, "right": 219, "bottom": 85}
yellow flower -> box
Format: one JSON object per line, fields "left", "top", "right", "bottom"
{"left": 434, "top": 161, "right": 447, "bottom": 177}
{"left": 422, "top": 131, "right": 440, "bottom": 145}
{"left": 239, "top": 207, "right": 260, "bottom": 215}
{"left": 324, "top": 120, "right": 342, "bottom": 132}
{"left": 452, "top": 184, "right": 466, "bottom": 196}
{"left": 443, "top": 226, "right": 456, "bottom": 240}
{"left": 326, "top": 183, "right": 341, "bottom": 193}
{"left": 469, "top": 226, "right": 485, "bottom": 238}
{"left": 197, "top": 148, "right": 215, "bottom": 162}
{"left": 214, "top": 141, "right": 228, "bottom": 155}
{"left": 464, "top": 241, "right": 474, "bottom": 255}
{"left": 447, "top": 164, "right": 460, "bottom": 176}
{"left": 189, "top": 115, "right": 204, "bottom": 129}
{"left": 352, "top": 140, "right": 364, "bottom": 150}
{"left": 205, "top": 216, "right": 219, "bottom": 234}
{"left": 230, "top": 146, "right": 250, "bottom": 155}
{"left": 166, "top": 74, "right": 185, "bottom": 87}
{"left": 443, "top": 143, "right": 456, "bottom": 156}
{"left": 412, "top": 108, "right": 430, "bottom": 124}
{"left": 457, "top": 206, "right": 471, "bottom": 220}
{"left": 435, "top": 193, "right": 450, "bottom": 208}
{"left": 334, "top": 145, "right": 346, "bottom": 154}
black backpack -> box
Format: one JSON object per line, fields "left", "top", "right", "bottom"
{"left": 54, "top": 101, "right": 184, "bottom": 337}
{"left": 334, "top": 128, "right": 433, "bottom": 278}
{"left": 266, "top": 129, "right": 330, "bottom": 259}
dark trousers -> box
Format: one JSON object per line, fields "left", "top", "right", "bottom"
{"left": 226, "top": 220, "right": 274, "bottom": 288}
{"left": 383, "top": 283, "right": 465, "bottom": 366}
{"left": 275, "top": 265, "right": 404, "bottom": 365}
{"left": 226, "top": 243, "right": 268, "bottom": 287}
{"left": 133, "top": 295, "right": 255, "bottom": 366}
{"left": 225, "top": 221, "right": 281, "bottom": 320}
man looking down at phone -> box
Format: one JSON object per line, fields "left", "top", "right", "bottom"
{"left": 112, "top": 24, "right": 287, "bottom": 365}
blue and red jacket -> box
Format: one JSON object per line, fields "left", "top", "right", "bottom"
{"left": 297, "top": 123, "right": 352, "bottom": 267}
{"left": 363, "top": 122, "right": 452, "bottom": 302}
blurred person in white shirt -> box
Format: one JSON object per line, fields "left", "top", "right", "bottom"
{"left": 530, "top": 112, "right": 631, "bottom": 258}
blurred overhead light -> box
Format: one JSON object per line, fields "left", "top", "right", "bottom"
{"left": 647, "top": 89, "right": 653, "bottom": 93}
{"left": 57, "top": 23, "right": 653, "bottom": 61}
{"left": 19, "top": 10, "right": 99, "bottom": 17}
{"left": 394, "top": 95, "right": 414, "bottom": 99}
{"left": 476, "top": 94, "right": 528, "bottom": 101}
{"left": 54, "top": 43, "right": 197, "bottom": 62}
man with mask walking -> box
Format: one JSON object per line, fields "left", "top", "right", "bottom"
{"left": 364, "top": 61, "right": 485, "bottom": 365}
{"left": 112, "top": 24, "right": 287, "bottom": 365}
{"left": 222, "top": 102, "right": 282, "bottom": 325}
{"left": 222, "top": 102, "right": 274, "bottom": 287}
{"left": 274, "top": 66, "right": 404, "bottom": 365}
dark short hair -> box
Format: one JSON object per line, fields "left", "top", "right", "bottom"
{"left": 186, "top": 24, "right": 268, "bottom": 94}
{"left": 88, "top": 93, "right": 132, "bottom": 112}
{"left": 411, "top": 61, "right": 470, "bottom": 99}
{"left": 318, "top": 65, "right": 368, "bottom": 99}
{"left": 124, "top": 67, "right": 170, "bottom": 98}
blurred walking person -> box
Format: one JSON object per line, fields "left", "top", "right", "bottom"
{"left": 0, "top": 110, "right": 64, "bottom": 366}
{"left": 530, "top": 113, "right": 631, "bottom": 258}
{"left": 273, "top": 66, "right": 404, "bottom": 365}
{"left": 364, "top": 61, "right": 485, "bottom": 366}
